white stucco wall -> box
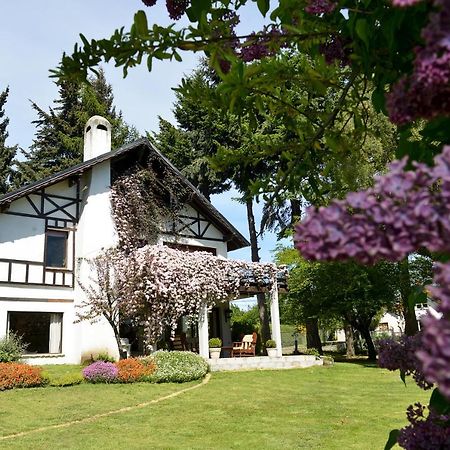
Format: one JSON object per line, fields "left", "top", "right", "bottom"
{"left": 74, "top": 161, "right": 120, "bottom": 360}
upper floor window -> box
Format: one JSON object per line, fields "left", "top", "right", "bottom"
{"left": 45, "top": 230, "right": 68, "bottom": 268}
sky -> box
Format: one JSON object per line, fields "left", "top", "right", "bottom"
{"left": 0, "top": 1, "right": 291, "bottom": 290}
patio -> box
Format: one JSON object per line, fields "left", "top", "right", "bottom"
{"left": 208, "top": 354, "right": 324, "bottom": 372}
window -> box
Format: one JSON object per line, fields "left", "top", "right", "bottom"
{"left": 8, "top": 312, "right": 63, "bottom": 354}
{"left": 45, "top": 230, "right": 68, "bottom": 268}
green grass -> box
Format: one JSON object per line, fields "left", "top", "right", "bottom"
{"left": 0, "top": 362, "right": 426, "bottom": 449}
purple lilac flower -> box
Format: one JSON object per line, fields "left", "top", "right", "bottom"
{"left": 397, "top": 403, "right": 450, "bottom": 449}
{"left": 386, "top": 0, "right": 450, "bottom": 124}
{"left": 305, "top": 0, "right": 337, "bottom": 15}
{"left": 295, "top": 146, "right": 450, "bottom": 400}
{"left": 165, "top": 0, "right": 189, "bottom": 20}
{"left": 378, "top": 335, "right": 432, "bottom": 390}
{"left": 319, "top": 36, "right": 350, "bottom": 66}
{"left": 295, "top": 146, "right": 450, "bottom": 264}
{"left": 82, "top": 361, "right": 118, "bottom": 383}
{"left": 415, "top": 263, "right": 450, "bottom": 400}
{"left": 239, "top": 28, "right": 287, "bottom": 63}
{"left": 392, "top": 0, "right": 423, "bottom": 6}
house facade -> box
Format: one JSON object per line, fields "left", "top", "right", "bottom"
{"left": 0, "top": 116, "right": 250, "bottom": 364}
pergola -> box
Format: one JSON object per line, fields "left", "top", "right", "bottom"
{"left": 197, "top": 268, "right": 288, "bottom": 359}
{"left": 117, "top": 244, "right": 288, "bottom": 358}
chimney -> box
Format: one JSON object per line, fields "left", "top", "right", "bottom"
{"left": 83, "top": 116, "right": 112, "bottom": 161}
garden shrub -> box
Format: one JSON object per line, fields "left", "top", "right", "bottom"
{"left": 0, "top": 332, "right": 27, "bottom": 363}
{"left": 208, "top": 338, "right": 222, "bottom": 348}
{"left": 93, "top": 352, "right": 116, "bottom": 363}
{"left": 82, "top": 361, "right": 118, "bottom": 383}
{"left": 304, "top": 348, "right": 320, "bottom": 357}
{"left": 116, "top": 357, "right": 156, "bottom": 383}
{"left": 46, "top": 373, "right": 84, "bottom": 387}
{"left": 0, "top": 362, "right": 44, "bottom": 390}
{"left": 143, "top": 351, "right": 208, "bottom": 383}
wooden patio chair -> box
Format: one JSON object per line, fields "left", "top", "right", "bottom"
{"left": 231, "top": 332, "right": 257, "bottom": 357}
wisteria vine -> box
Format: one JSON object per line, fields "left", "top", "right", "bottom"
{"left": 116, "top": 245, "right": 280, "bottom": 349}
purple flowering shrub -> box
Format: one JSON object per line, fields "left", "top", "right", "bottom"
{"left": 82, "top": 361, "right": 118, "bottom": 383}
{"left": 397, "top": 403, "right": 450, "bottom": 450}
{"left": 295, "top": 143, "right": 450, "bottom": 447}
{"left": 295, "top": 144, "right": 450, "bottom": 447}
{"left": 387, "top": 0, "right": 450, "bottom": 125}
{"left": 378, "top": 335, "right": 432, "bottom": 390}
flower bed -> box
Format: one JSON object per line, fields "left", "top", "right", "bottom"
{"left": 0, "top": 362, "right": 45, "bottom": 390}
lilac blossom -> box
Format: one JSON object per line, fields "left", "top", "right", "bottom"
{"left": 397, "top": 403, "right": 450, "bottom": 449}
{"left": 392, "top": 0, "right": 423, "bottom": 6}
{"left": 416, "top": 263, "right": 450, "bottom": 400}
{"left": 378, "top": 335, "right": 432, "bottom": 390}
{"left": 295, "top": 146, "right": 450, "bottom": 264}
{"left": 165, "top": 0, "right": 189, "bottom": 20}
{"left": 319, "top": 36, "right": 350, "bottom": 66}
{"left": 239, "top": 28, "right": 287, "bottom": 63}
{"left": 386, "top": 0, "right": 450, "bottom": 124}
{"left": 305, "top": 0, "right": 337, "bottom": 15}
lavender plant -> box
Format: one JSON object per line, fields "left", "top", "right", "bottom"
{"left": 82, "top": 361, "right": 118, "bottom": 383}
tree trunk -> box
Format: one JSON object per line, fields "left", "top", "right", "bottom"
{"left": 344, "top": 321, "right": 356, "bottom": 358}
{"left": 398, "top": 258, "right": 419, "bottom": 336}
{"left": 290, "top": 199, "right": 302, "bottom": 225}
{"left": 359, "top": 325, "right": 377, "bottom": 361}
{"left": 305, "top": 317, "right": 323, "bottom": 355}
{"left": 246, "top": 197, "right": 271, "bottom": 344}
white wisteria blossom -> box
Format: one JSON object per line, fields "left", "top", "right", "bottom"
{"left": 115, "top": 245, "right": 282, "bottom": 349}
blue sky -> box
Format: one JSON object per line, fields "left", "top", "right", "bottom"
{"left": 0, "top": 1, "right": 291, "bottom": 279}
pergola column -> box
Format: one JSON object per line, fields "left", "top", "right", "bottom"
{"left": 270, "top": 281, "right": 282, "bottom": 357}
{"left": 198, "top": 302, "right": 209, "bottom": 359}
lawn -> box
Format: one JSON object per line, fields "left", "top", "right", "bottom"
{"left": 0, "top": 362, "right": 427, "bottom": 449}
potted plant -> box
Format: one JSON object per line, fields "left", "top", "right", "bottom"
{"left": 208, "top": 338, "right": 222, "bottom": 359}
{"left": 265, "top": 339, "right": 277, "bottom": 357}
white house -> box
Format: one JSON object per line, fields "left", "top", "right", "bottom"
{"left": 0, "top": 116, "right": 254, "bottom": 364}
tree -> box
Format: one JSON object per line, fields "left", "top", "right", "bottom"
{"left": 76, "top": 249, "right": 125, "bottom": 358}
{"left": 151, "top": 65, "right": 240, "bottom": 200}
{"left": 276, "top": 246, "right": 398, "bottom": 360}
{"left": 16, "top": 70, "right": 138, "bottom": 186}
{"left": 0, "top": 87, "right": 17, "bottom": 194}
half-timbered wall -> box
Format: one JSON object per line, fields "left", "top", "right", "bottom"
{"left": 161, "top": 204, "right": 228, "bottom": 257}
{"left": 0, "top": 178, "right": 80, "bottom": 288}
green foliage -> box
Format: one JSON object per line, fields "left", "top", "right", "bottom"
{"left": 265, "top": 339, "right": 276, "bottom": 348}
{"left": 143, "top": 351, "right": 209, "bottom": 383}
{"left": 208, "top": 338, "right": 222, "bottom": 348}
{"left": 304, "top": 348, "right": 320, "bottom": 357}
{"left": 0, "top": 87, "right": 17, "bottom": 194}
{"left": 151, "top": 65, "right": 241, "bottom": 199}
{"left": 230, "top": 304, "right": 259, "bottom": 341}
{"left": 0, "top": 332, "right": 27, "bottom": 363}
{"left": 275, "top": 244, "right": 398, "bottom": 359}
{"left": 45, "top": 373, "right": 84, "bottom": 387}
{"left": 93, "top": 352, "right": 116, "bottom": 363}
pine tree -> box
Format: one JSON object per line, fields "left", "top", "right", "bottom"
{"left": 16, "top": 69, "right": 139, "bottom": 186}
{"left": 0, "top": 87, "right": 17, "bottom": 194}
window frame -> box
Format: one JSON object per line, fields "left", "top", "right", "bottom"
{"left": 7, "top": 311, "right": 64, "bottom": 355}
{"left": 44, "top": 229, "right": 69, "bottom": 269}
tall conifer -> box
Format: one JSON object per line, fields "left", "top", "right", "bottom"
{"left": 0, "top": 87, "right": 17, "bottom": 194}
{"left": 17, "top": 69, "right": 138, "bottom": 186}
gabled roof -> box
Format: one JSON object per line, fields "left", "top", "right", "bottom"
{"left": 0, "top": 138, "right": 250, "bottom": 251}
